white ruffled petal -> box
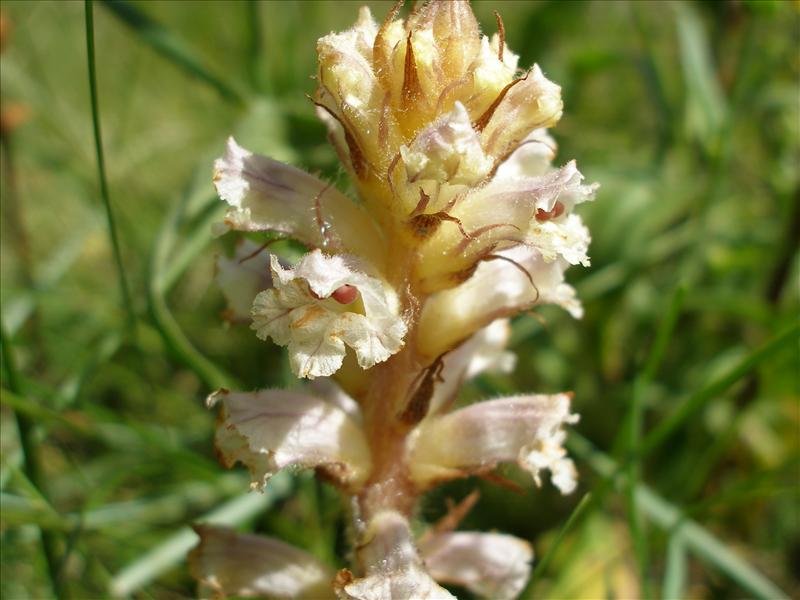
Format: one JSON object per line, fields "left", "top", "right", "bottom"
{"left": 520, "top": 424, "right": 579, "bottom": 495}
{"left": 420, "top": 531, "right": 532, "bottom": 600}
{"left": 251, "top": 251, "right": 407, "bottom": 379}
{"left": 213, "top": 138, "right": 384, "bottom": 261}
{"left": 336, "top": 512, "right": 456, "bottom": 600}
{"left": 408, "top": 393, "right": 579, "bottom": 494}
{"left": 208, "top": 389, "right": 372, "bottom": 491}
{"left": 286, "top": 307, "right": 348, "bottom": 379}
{"left": 528, "top": 212, "right": 592, "bottom": 266}
{"left": 189, "top": 525, "right": 335, "bottom": 599}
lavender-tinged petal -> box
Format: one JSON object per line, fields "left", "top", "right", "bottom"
{"left": 208, "top": 389, "right": 372, "bottom": 491}
{"left": 213, "top": 137, "right": 384, "bottom": 262}
{"left": 189, "top": 525, "right": 335, "bottom": 599}
{"left": 408, "top": 393, "right": 579, "bottom": 494}
{"left": 420, "top": 531, "right": 533, "bottom": 600}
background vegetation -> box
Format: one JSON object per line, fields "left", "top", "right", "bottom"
{"left": 1, "top": 1, "right": 797, "bottom": 598}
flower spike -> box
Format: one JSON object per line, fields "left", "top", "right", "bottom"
{"left": 205, "top": 2, "right": 595, "bottom": 596}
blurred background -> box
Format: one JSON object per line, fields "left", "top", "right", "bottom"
{"left": 0, "top": 1, "right": 797, "bottom": 598}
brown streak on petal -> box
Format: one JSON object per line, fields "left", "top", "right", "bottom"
{"left": 289, "top": 304, "right": 327, "bottom": 329}
{"left": 485, "top": 104, "right": 563, "bottom": 159}
{"left": 483, "top": 136, "right": 556, "bottom": 183}
{"left": 441, "top": 189, "right": 466, "bottom": 212}
{"left": 387, "top": 152, "right": 402, "bottom": 199}
{"left": 453, "top": 222, "right": 521, "bottom": 255}
{"left": 411, "top": 188, "right": 431, "bottom": 216}
{"left": 484, "top": 253, "right": 540, "bottom": 301}
{"left": 494, "top": 11, "right": 506, "bottom": 62}
{"left": 434, "top": 72, "right": 472, "bottom": 115}
{"left": 237, "top": 238, "right": 285, "bottom": 264}
{"left": 473, "top": 72, "right": 529, "bottom": 133}
{"left": 450, "top": 261, "right": 480, "bottom": 285}
{"left": 313, "top": 181, "right": 336, "bottom": 248}
{"left": 308, "top": 95, "right": 367, "bottom": 178}
{"left": 408, "top": 192, "right": 470, "bottom": 239}
{"left": 373, "top": 0, "right": 404, "bottom": 91}
{"left": 432, "top": 212, "right": 470, "bottom": 239}
{"left": 402, "top": 31, "right": 423, "bottom": 110}
{"left": 407, "top": 210, "right": 469, "bottom": 241}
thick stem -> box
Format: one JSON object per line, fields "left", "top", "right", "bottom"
{"left": 357, "top": 344, "right": 421, "bottom": 522}
{"left": 351, "top": 233, "right": 429, "bottom": 572}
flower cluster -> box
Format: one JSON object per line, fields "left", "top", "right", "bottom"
{"left": 193, "top": 2, "right": 597, "bottom": 598}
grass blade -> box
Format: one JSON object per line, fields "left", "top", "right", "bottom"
{"left": 0, "top": 320, "right": 63, "bottom": 598}
{"left": 674, "top": 2, "right": 728, "bottom": 151}
{"left": 148, "top": 191, "right": 234, "bottom": 390}
{"left": 639, "top": 487, "right": 787, "bottom": 600}
{"left": 147, "top": 289, "right": 234, "bottom": 390}
{"left": 4, "top": 219, "right": 101, "bottom": 335}
{"left": 245, "top": 0, "right": 266, "bottom": 94}
{"left": 528, "top": 492, "right": 593, "bottom": 586}
{"left": 85, "top": 0, "right": 137, "bottom": 334}
{"left": 100, "top": 0, "right": 244, "bottom": 104}
{"left": 621, "top": 284, "right": 686, "bottom": 596}
{"left": 662, "top": 529, "right": 688, "bottom": 600}
{"left": 109, "top": 473, "right": 292, "bottom": 598}
{"left": 570, "top": 434, "right": 791, "bottom": 600}
{"left": 642, "top": 321, "right": 799, "bottom": 455}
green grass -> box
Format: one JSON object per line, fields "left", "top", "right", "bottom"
{"left": 1, "top": 1, "right": 798, "bottom": 598}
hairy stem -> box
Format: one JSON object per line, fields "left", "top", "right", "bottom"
{"left": 357, "top": 345, "right": 421, "bottom": 523}
{"left": 351, "top": 243, "right": 429, "bottom": 571}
